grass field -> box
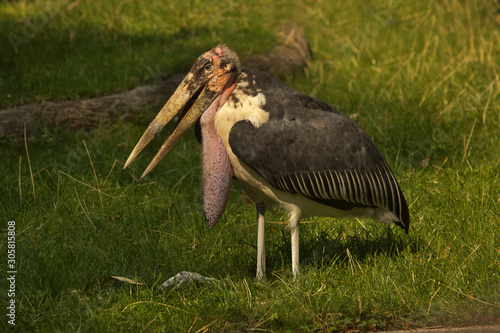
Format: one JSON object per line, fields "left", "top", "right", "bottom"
{"left": 1, "top": 0, "right": 500, "bottom": 331}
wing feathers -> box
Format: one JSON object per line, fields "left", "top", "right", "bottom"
{"left": 265, "top": 165, "right": 408, "bottom": 229}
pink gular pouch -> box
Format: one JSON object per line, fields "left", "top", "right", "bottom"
{"left": 199, "top": 92, "right": 235, "bottom": 228}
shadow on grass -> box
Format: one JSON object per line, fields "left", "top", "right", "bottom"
{"left": 265, "top": 224, "right": 420, "bottom": 273}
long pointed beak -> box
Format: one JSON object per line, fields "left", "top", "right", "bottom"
{"left": 124, "top": 73, "right": 216, "bottom": 179}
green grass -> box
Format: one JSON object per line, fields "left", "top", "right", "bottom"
{"left": 1, "top": 0, "right": 500, "bottom": 331}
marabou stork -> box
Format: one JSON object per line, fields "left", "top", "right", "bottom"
{"left": 124, "top": 45, "right": 409, "bottom": 279}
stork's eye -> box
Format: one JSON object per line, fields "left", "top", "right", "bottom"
{"left": 204, "top": 63, "right": 214, "bottom": 73}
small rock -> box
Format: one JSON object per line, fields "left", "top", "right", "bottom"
{"left": 158, "top": 271, "right": 216, "bottom": 290}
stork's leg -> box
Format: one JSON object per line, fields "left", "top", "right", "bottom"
{"left": 289, "top": 211, "right": 301, "bottom": 278}
{"left": 291, "top": 225, "right": 300, "bottom": 278}
{"left": 256, "top": 203, "right": 266, "bottom": 280}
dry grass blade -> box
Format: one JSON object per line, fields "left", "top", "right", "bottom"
{"left": 103, "top": 159, "right": 121, "bottom": 186}
{"left": 149, "top": 230, "right": 192, "bottom": 247}
{"left": 427, "top": 244, "right": 483, "bottom": 313}
{"left": 24, "top": 125, "right": 35, "bottom": 202}
{"left": 169, "top": 168, "right": 193, "bottom": 192}
{"left": 141, "top": 315, "right": 158, "bottom": 333}
{"left": 462, "top": 118, "right": 477, "bottom": 170}
{"left": 64, "top": 0, "right": 86, "bottom": 13}
{"left": 388, "top": 276, "right": 413, "bottom": 313}
{"left": 482, "top": 77, "right": 499, "bottom": 124}
{"left": 433, "top": 157, "right": 449, "bottom": 176}
{"left": 253, "top": 302, "right": 278, "bottom": 329}
{"left": 59, "top": 170, "right": 124, "bottom": 199}
{"left": 194, "top": 320, "right": 217, "bottom": 333}
{"left": 187, "top": 315, "right": 198, "bottom": 333}
{"left": 109, "top": 276, "right": 144, "bottom": 285}
{"left": 418, "top": 50, "right": 468, "bottom": 107}
{"left": 428, "top": 280, "right": 500, "bottom": 309}
{"left": 119, "top": 301, "right": 191, "bottom": 317}
{"left": 346, "top": 248, "right": 356, "bottom": 276}
{"left": 75, "top": 188, "right": 96, "bottom": 230}
{"left": 83, "top": 140, "right": 103, "bottom": 209}
{"left": 209, "top": 226, "right": 224, "bottom": 263}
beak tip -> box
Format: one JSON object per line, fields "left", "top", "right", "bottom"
{"left": 124, "top": 153, "right": 138, "bottom": 170}
{"left": 140, "top": 165, "right": 153, "bottom": 180}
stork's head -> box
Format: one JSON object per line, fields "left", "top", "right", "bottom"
{"left": 124, "top": 45, "right": 241, "bottom": 178}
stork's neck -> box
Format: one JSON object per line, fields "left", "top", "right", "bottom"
{"left": 219, "top": 83, "right": 236, "bottom": 110}
{"left": 200, "top": 83, "right": 236, "bottom": 133}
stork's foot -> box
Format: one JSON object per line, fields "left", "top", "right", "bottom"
{"left": 256, "top": 271, "right": 266, "bottom": 282}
